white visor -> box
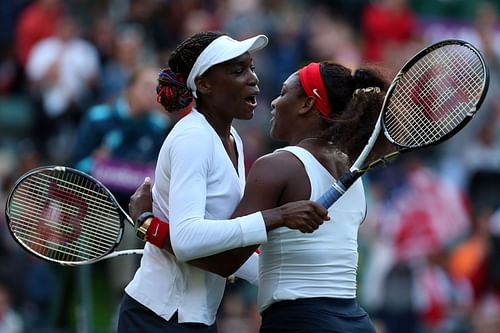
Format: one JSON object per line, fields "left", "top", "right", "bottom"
{"left": 186, "top": 34, "right": 268, "bottom": 98}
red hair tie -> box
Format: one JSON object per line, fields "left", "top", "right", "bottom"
{"left": 298, "top": 62, "right": 331, "bottom": 117}
{"left": 156, "top": 86, "right": 174, "bottom": 104}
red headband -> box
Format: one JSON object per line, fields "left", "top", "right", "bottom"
{"left": 298, "top": 62, "right": 331, "bottom": 117}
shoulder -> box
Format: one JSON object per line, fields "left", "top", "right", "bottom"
{"left": 249, "top": 148, "right": 304, "bottom": 181}
{"left": 166, "top": 113, "right": 215, "bottom": 153}
{"left": 255, "top": 148, "right": 302, "bottom": 166}
{"left": 170, "top": 113, "right": 212, "bottom": 139}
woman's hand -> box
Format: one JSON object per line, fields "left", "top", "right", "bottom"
{"left": 128, "top": 177, "right": 154, "bottom": 221}
{"left": 262, "top": 200, "right": 329, "bottom": 233}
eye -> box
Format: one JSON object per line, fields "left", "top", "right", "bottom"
{"left": 233, "top": 66, "right": 244, "bottom": 74}
{"left": 250, "top": 65, "right": 256, "bottom": 72}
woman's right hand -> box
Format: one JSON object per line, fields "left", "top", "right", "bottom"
{"left": 262, "top": 200, "right": 329, "bottom": 233}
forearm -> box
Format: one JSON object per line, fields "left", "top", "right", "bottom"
{"left": 147, "top": 222, "right": 257, "bottom": 278}
{"left": 168, "top": 213, "right": 266, "bottom": 261}
{"left": 140, "top": 213, "right": 264, "bottom": 269}
{"left": 188, "top": 245, "right": 259, "bottom": 278}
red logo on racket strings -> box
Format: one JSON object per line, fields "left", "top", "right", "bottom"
{"left": 38, "top": 181, "right": 88, "bottom": 244}
{"left": 411, "top": 65, "right": 468, "bottom": 121}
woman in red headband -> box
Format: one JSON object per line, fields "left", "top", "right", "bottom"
{"left": 131, "top": 61, "right": 388, "bottom": 333}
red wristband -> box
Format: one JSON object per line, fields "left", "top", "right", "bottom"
{"left": 146, "top": 217, "right": 169, "bottom": 248}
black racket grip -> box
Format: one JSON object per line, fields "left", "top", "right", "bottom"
{"left": 317, "top": 172, "right": 356, "bottom": 208}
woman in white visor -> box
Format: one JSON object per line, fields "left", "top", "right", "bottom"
{"left": 117, "top": 31, "right": 329, "bottom": 333}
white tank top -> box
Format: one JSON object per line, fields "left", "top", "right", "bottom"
{"left": 258, "top": 146, "right": 367, "bottom": 312}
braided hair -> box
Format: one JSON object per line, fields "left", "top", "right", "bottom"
{"left": 157, "top": 31, "right": 226, "bottom": 112}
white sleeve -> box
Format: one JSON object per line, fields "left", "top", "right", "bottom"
{"left": 167, "top": 127, "right": 267, "bottom": 262}
{"left": 234, "top": 252, "right": 259, "bottom": 286}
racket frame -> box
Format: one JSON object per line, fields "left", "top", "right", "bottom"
{"left": 381, "top": 39, "right": 490, "bottom": 151}
{"left": 5, "top": 165, "right": 143, "bottom": 266}
{"left": 317, "top": 39, "right": 490, "bottom": 208}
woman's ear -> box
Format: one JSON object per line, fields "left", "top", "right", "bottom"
{"left": 298, "top": 96, "right": 315, "bottom": 115}
{"left": 196, "top": 76, "right": 211, "bottom": 95}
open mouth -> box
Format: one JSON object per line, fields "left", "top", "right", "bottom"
{"left": 244, "top": 96, "right": 257, "bottom": 107}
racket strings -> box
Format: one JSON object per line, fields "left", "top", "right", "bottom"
{"left": 10, "top": 198, "right": 115, "bottom": 261}
{"left": 18, "top": 175, "right": 121, "bottom": 237}
{"left": 389, "top": 50, "right": 478, "bottom": 143}
{"left": 9, "top": 189, "right": 113, "bottom": 262}
{"left": 12, "top": 205, "right": 118, "bottom": 255}
{"left": 385, "top": 44, "right": 486, "bottom": 147}
{"left": 8, "top": 171, "right": 123, "bottom": 263}
{"left": 10, "top": 190, "right": 118, "bottom": 244}
{"left": 14, "top": 181, "right": 121, "bottom": 229}
{"left": 389, "top": 49, "right": 483, "bottom": 144}
{"left": 10, "top": 220, "right": 112, "bottom": 261}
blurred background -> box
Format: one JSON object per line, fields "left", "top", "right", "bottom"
{"left": 1, "top": 0, "right": 500, "bottom": 332}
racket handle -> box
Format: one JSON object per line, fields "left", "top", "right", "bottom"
{"left": 317, "top": 172, "right": 356, "bottom": 208}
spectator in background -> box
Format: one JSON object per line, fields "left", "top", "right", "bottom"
{"left": 0, "top": 283, "right": 23, "bottom": 333}
{"left": 98, "top": 24, "right": 152, "bottom": 103}
{"left": 71, "top": 65, "right": 168, "bottom": 210}
{"left": 469, "top": 209, "right": 500, "bottom": 333}
{"left": 308, "top": 8, "right": 361, "bottom": 69}
{"left": 15, "top": 0, "right": 64, "bottom": 69}
{"left": 361, "top": 156, "right": 471, "bottom": 333}
{"left": 361, "top": 0, "right": 419, "bottom": 70}
{"left": 473, "top": 1, "right": 500, "bottom": 75}
{"left": 25, "top": 13, "right": 100, "bottom": 162}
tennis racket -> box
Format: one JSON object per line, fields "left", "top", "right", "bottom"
{"left": 318, "top": 39, "right": 489, "bottom": 208}
{"left": 5, "top": 166, "right": 144, "bottom": 266}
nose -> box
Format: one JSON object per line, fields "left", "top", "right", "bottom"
{"left": 248, "top": 71, "right": 259, "bottom": 86}
{"left": 270, "top": 97, "right": 277, "bottom": 110}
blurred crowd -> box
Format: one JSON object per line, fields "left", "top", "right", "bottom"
{"left": 1, "top": 0, "right": 500, "bottom": 332}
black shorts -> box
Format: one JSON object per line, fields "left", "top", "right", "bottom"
{"left": 260, "top": 297, "right": 376, "bottom": 333}
{"left": 117, "top": 293, "right": 218, "bottom": 333}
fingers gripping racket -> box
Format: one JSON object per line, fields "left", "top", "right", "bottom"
{"left": 5, "top": 166, "right": 144, "bottom": 266}
{"left": 318, "top": 39, "right": 489, "bottom": 208}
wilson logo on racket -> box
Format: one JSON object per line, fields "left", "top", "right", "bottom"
{"left": 411, "top": 65, "right": 468, "bottom": 122}
{"left": 38, "top": 181, "right": 87, "bottom": 245}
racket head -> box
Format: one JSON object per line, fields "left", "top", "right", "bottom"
{"left": 5, "top": 166, "right": 126, "bottom": 266}
{"left": 381, "top": 39, "right": 489, "bottom": 149}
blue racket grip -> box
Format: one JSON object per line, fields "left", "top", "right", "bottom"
{"left": 317, "top": 172, "right": 356, "bottom": 208}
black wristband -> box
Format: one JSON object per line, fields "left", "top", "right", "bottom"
{"left": 135, "top": 212, "right": 155, "bottom": 241}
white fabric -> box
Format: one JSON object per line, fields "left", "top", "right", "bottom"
{"left": 258, "top": 146, "right": 367, "bottom": 312}
{"left": 234, "top": 252, "right": 260, "bottom": 286}
{"left": 186, "top": 34, "right": 268, "bottom": 97}
{"left": 125, "top": 109, "right": 268, "bottom": 325}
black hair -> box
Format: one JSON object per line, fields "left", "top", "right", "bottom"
{"left": 156, "top": 31, "right": 226, "bottom": 112}
{"left": 317, "top": 62, "right": 389, "bottom": 163}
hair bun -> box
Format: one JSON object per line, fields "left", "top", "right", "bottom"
{"left": 156, "top": 68, "right": 193, "bottom": 112}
